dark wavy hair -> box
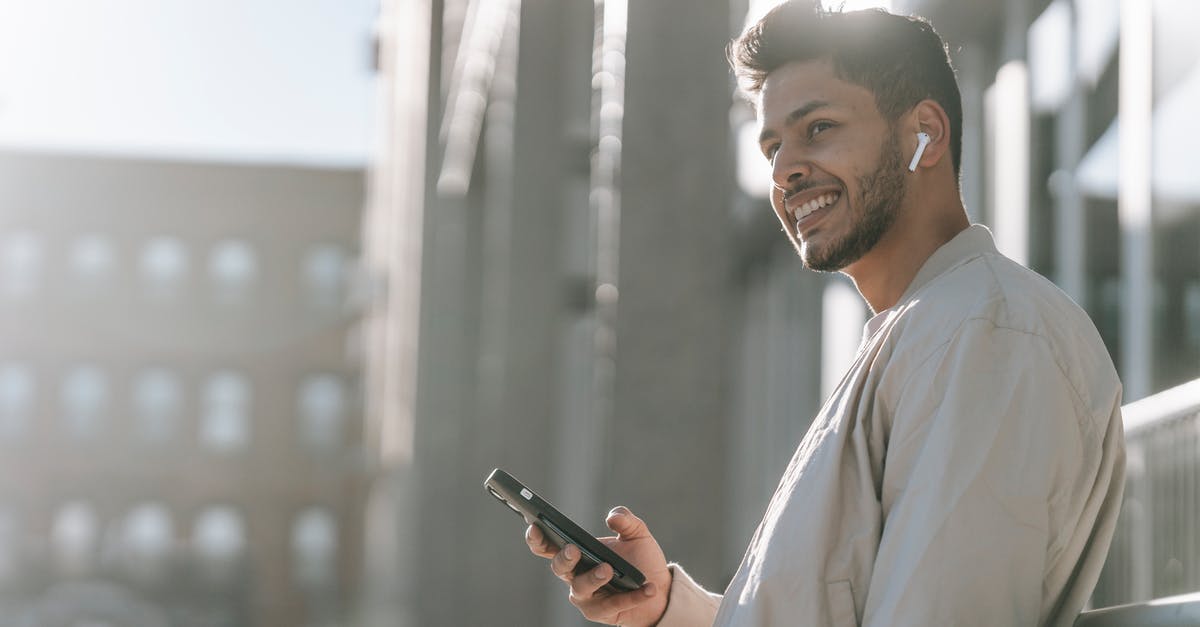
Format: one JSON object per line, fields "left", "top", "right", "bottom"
{"left": 729, "top": 2, "right": 963, "bottom": 178}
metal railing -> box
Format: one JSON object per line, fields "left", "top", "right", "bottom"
{"left": 1076, "top": 591, "right": 1200, "bottom": 626}
{"left": 1090, "top": 378, "right": 1200, "bottom": 609}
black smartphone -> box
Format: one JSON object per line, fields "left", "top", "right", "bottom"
{"left": 484, "top": 468, "right": 646, "bottom": 593}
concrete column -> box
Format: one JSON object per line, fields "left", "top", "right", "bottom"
{"left": 1054, "top": 0, "right": 1087, "bottom": 305}
{"left": 990, "top": 0, "right": 1031, "bottom": 266}
{"left": 605, "top": 0, "right": 736, "bottom": 588}
{"left": 410, "top": 0, "right": 486, "bottom": 619}
{"left": 1118, "top": 0, "right": 1154, "bottom": 401}
{"left": 409, "top": 159, "right": 482, "bottom": 627}
{"left": 359, "top": 0, "right": 437, "bottom": 623}
{"left": 462, "top": 0, "right": 576, "bottom": 622}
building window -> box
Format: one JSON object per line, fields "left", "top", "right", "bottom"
{"left": 209, "top": 239, "right": 260, "bottom": 303}
{"left": 133, "top": 368, "right": 183, "bottom": 443}
{"left": 0, "top": 230, "right": 42, "bottom": 299}
{"left": 200, "top": 371, "right": 251, "bottom": 452}
{"left": 299, "top": 374, "right": 347, "bottom": 451}
{"left": 60, "top": 366, "right": 109, "bottom": 438}
{"left": 120, "top": 503, "right": 174, "bottom": 582}
{"left": 69, "top": 233, "right": 118, "bottom": 285}
{"left": 139, "top": 236, "right": 190, "bottom": 297}
{"left": 1186, "top": 281, "right": 1200, "bottom": 350}
{"left": 0, "top": 363, "right": 34, "bottom": 440}
{"left": 292, "top": 508, "right": 337, "bottom": 587}
{"left": 303, "top": 244, "right": 349, "bottom": 310}
{"left": 51, "top": 501, "right": 98, "bottom": 576}
{"left": 0, "top": 507, "right": 20, "bottom": 586}
{"left": 193, "top": 506, "right": 247, "bottom": 582}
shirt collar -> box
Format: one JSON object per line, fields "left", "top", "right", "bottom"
{"left": 862, "top": 223, "right": 998, "bottom": 338}
{"left": 896, "top": 223, "right": 998, "bottom": 305}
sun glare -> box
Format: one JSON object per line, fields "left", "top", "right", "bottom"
{"left": 833, "top": 0, "right": 893, "bottom": 11}
{"left": 745, "top": 0, "right": 894, "bottom": 27}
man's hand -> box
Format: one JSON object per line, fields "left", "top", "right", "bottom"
{"left": 525, "top": 506, "right": 672, "bottom": 627}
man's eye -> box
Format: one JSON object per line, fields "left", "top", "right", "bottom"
{"left": 764, "top": 144, "right": 780, "bottom": 161}
{"left": 809, "top": 121, "right": 835, "bottom": 138}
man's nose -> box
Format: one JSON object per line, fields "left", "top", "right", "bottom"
{"left": 771, "top": 145, "right": 810, "bottom": 190}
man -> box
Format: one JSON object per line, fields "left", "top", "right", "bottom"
{"left": 525, "top": 4, "right": 1126, "bottom": 626}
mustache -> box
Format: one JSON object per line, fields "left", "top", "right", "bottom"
{"left": 778, "top": 181, "right": 839, "bottom": 201}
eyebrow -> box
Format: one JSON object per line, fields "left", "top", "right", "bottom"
{"left": 757, "top": 99, "right": 833, "bottom": 145}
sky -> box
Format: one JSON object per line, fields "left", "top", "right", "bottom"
{"left": 0, "top": 0, "right": 378, "bottom": 167}
{"left": 0, "top": 0, "right": 896, "bottom": 169}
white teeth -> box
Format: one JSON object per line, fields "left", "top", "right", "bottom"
{"left": 794, "top": 192, "right": 839, "bottom": 221}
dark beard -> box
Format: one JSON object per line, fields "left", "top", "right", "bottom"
{"left": 802, "top": 130, "right": 906, "bottom": 272}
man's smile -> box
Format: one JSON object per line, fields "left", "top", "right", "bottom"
{"left": 783, "top": 187, "right": 842, "bottom": 234}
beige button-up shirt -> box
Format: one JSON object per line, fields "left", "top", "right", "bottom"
{"left": 658, "top": 225, "right": 1126, "bottom": 626}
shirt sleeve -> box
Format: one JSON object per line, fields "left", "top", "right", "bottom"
{"left": 862, "top": 318, "right": 1096, "bottom": 626}
{"left": 654, "top": 563, "right": 722, "bottom": 627}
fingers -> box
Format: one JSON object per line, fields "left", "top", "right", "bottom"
{"left": 550, "top": 543, "right": 580, "bottom": 581}
{"left": 605, "top": 506, "right": 651, "bottom": 542}
{"left": 569, "top": 561, "right": 613, "bottom": 602}
{"left": 525, "top": 525, "right": 557, "bottom": 559}
{"left": 571, "top": 581, "right": 660, "bottom": 622}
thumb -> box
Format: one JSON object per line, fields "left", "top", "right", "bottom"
{"left": 606, "top": 506, "right": 651, "bottom": 541}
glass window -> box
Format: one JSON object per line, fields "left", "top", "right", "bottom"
{"left": 52, "top": 501, "right": 98, "bottom": 575}
{"left": 200, "top": 371, "right": 251, "bottom": 452}
{"left": 139, "top": 236, "right": 190, "bottom": 292}
{"left": 1149, "top": 0, "right": 1200, "bottom": 389}
{"left": 193, "top": 506, "right": 246, "bottom": 560}
{"left": 1185, "top": 281, "right": 1200, "bottom": 350}
{"left": 60, "top": 366, "right": 108, "bottom": 438}
{"left": 299, "top": 374, "right": 347, "bottom": 450}
{"left": 0, "top": 507, "right": 20, "bottom": 585}
{"left": 292, "top": 508, "right": 337, "bottom": 586}
{"left": 0, "top": 230, "right": 42, "bottom": 299}
{"left": 1029, "top": 0, "right": 1072, "bottom": 113}
{"left": 303, "top": 244, "right": 349, "bottom": 309}
{"left": 120, "top": 503, "right": 174, "bottom": 581}
{"left": 209, "top": 239, "right": 260, "bottom": 302}
{"left": 69, "top": 233, "right": 117, "bottom": 283}
{"left": 1076, "top": 0, "right": 1120, "bottom": 85}
{"left": 193, "top": 506, "right": 246, "bottom": 581}
{"left": 0, "top": 364, "right": 34, "bottom": 439}
{"left": 133, "top": 368, "right": 182, "bottom": 442}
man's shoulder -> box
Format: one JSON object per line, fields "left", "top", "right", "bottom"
{"left": 892, "top": 251, "right": 1121, "bottom": 418}
{"left": 899, "top": 249, "right": 1086, "bottom": 337}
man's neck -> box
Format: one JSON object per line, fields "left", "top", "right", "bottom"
{"left": 843, "top": 197, "right": 970, "bottom": 314}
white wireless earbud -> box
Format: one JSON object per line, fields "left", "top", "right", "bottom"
{"left": 908, "top": 132, "right": 931, "bottom": 172}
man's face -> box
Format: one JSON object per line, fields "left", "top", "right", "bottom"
{"left": 757, "top": 60, "right": 907, "bottom": 272}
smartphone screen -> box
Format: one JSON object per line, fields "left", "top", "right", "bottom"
{"left": 484, "top": 468, "right": 646, "bottom": 592}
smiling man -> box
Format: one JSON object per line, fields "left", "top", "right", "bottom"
{"left": 524, "top": 4, "right": 1126, "bottom": 626}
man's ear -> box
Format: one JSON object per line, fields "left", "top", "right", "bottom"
{"left": 908, "top": 99, "right": 951, "bottom": 170}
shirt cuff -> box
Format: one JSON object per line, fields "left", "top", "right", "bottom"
{"left": 654, "top": 563, "right": 722, "bottom": 627}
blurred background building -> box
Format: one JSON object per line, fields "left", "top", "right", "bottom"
{"left": 0, "top": 1, "right": 373, "bottom": 625}
{"left": 0, "top": 0, "right": 1196, "bottom": 625}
